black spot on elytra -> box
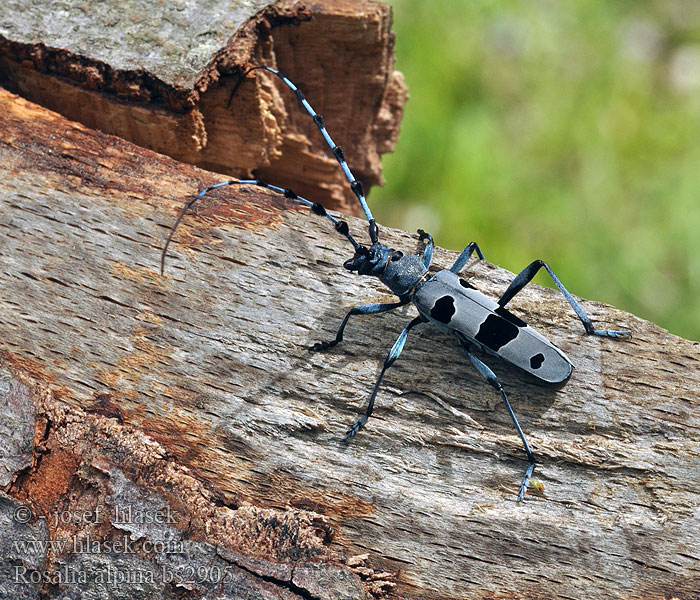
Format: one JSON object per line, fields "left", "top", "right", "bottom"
{"left": 495, "top": 305, "right": 527, "bottom": 328}
{"left": 475, "top": 314, "right": 519, "bottom": 351}
{"left": 530, "top": 353, "right": 545, "bottom": 369}
{"left": 459, "top": 278, "right": 476, "bottom": 290}
{"left": 430, "top": 295, "right": 455, "bottom": 324}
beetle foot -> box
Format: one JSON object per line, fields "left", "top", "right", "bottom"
{"left": 591, "top": 329, "right": 632, "bottom": 339}
{"left": 309, "top": 339, "right": 339, "bottom": 352}
{"left": 343, "top": 417, "right": 366, "bottom": 441}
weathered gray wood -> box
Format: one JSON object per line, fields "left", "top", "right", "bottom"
{"left": 1, "top": 90, "right": 699, "bottom": 599}
{"left": 0, "top": 0, "right": 274, "bottom": 90}
{"left": 0, "top": 0, "right": 406, "bottom": 213}
{"left": 1, "top": 364, "right": 381, "bottom": 600}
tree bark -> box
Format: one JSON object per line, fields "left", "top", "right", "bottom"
{"left": 0, "top": 0, "right": 406, "bottom": 215}
{"left": 1, "top": 90, "right": 700, "bottom": 599}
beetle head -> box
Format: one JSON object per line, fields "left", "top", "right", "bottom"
{"left": 343, "top": 243, "right": 393, "bottom": 276}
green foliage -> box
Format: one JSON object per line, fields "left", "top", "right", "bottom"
{"left": 373, "top": 0, "right": 700, "bottom": 340}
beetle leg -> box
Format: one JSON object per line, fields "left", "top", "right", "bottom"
{"left": 459, "top": 339, "right": 535, "bottom": 502}
{"left": 417, "top": 229, "right": 434, "bottom": 268}
{"left": 344, "top": 316, "right": 423, "bottom": 440}
{"left": 498, "top": 260, "right": 631, "bottom": 338}
{"left": 309, "top": 301, "right": 407, "bottom": 351}
{"left": 449, "top": 242, "right": 485, "bottom": 275}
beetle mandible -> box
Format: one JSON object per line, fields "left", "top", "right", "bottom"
{"left": 161, "top": 65, "right": 630, "bottom": 501}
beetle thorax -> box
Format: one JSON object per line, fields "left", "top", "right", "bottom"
{"left": 343, "top": 243, "right": 428, "bottom": 300}
{"left": 379, "top": 251, "right": 429, "bottom": 299}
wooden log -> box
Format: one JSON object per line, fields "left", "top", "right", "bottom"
{"left": 0, "top": 0, "right": 406, "bottom": 214}
{"left": 1, "top": 91, "right": 700, "bottom": 599}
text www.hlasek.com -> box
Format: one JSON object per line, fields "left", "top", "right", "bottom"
{"left": 10, "top": 503, "right": 240, "bottom": 586}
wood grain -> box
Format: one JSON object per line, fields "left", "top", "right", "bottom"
{"left": 0, "top": 0, "right": 407, "bottom": 214}
{"left": 1, "top": 90, "right": 699, "bottom": 599}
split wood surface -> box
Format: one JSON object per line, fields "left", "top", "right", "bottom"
{"left": 1, "top": 87, "right": 699, "bottom": 599}
{"left": 0, "top": 0, "right": 406, "bottom": 214}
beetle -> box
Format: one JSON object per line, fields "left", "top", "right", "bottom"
{"left": 161, "top": 66, "right": 630, "bottom": 501}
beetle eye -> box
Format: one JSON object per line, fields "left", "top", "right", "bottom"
{"left": 391, "top": 251, "right": 404, "bottom": 261}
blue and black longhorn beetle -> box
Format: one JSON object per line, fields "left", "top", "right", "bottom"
{"left": 161, "top": 66, "right": 631, "bottom": 501}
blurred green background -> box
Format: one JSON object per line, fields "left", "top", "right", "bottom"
{"left": 372, "top": 0, "right": 700, "bottom": 341}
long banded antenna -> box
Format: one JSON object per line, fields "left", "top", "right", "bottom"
{"left": 160, "top": 179, "right": 360, "bottom": 274}
{"left": 245, "top": 66, "right": 379, "bottom": 244}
